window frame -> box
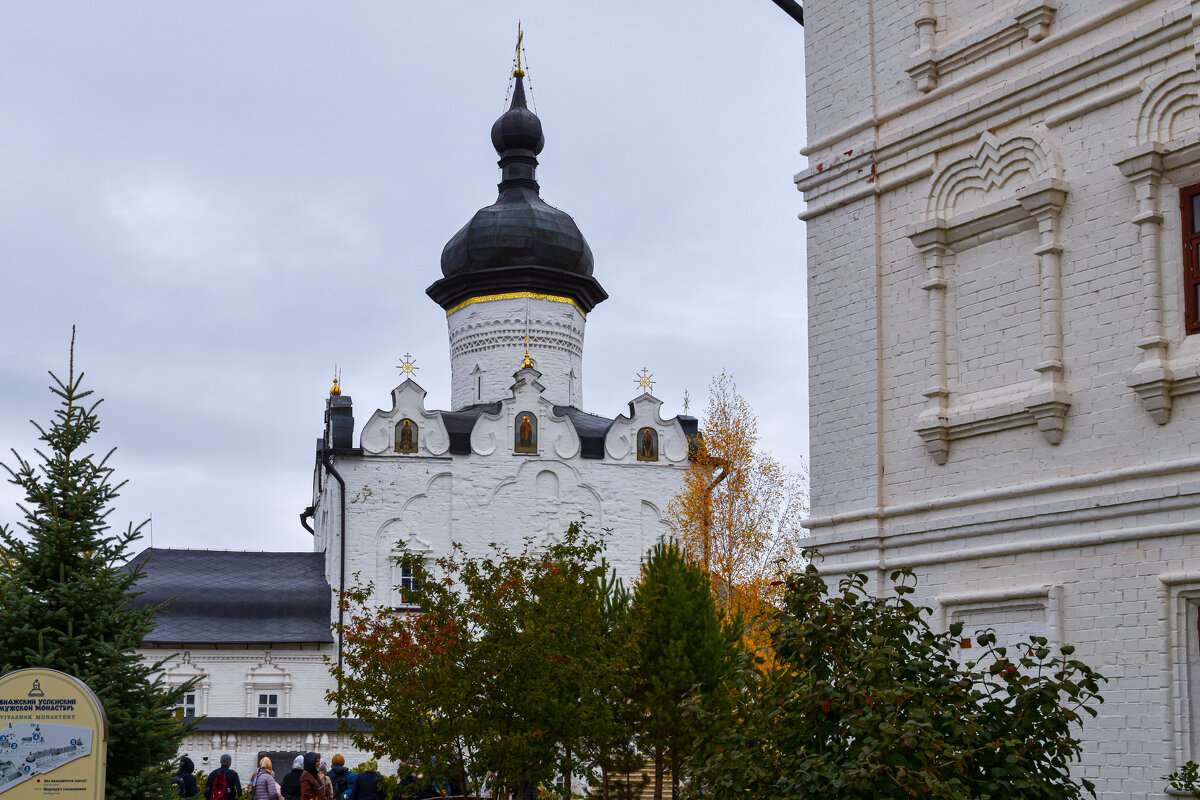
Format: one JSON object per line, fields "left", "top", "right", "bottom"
{"left": 176, "top": 691, "right": 197, "bottom": 718}
{"left": 1180, "top": 182, "right": 1200, "bottom": 335}
{"left": 257, "top": 692, "right": 279, "bottom": 718}
{"left": 397, "top": 564, "right": 419, "bottom": 608}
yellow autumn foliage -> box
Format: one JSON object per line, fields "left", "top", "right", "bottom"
{"left": 667, "top": 372, "right": 808, "bottom": 664}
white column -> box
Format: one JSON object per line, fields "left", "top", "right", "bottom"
{"left": 912, "top": 226, "right": 951, "bottom": 464}
{"left": 1020, "top": 186, "right": 1072, "bottom": 444}
{"left": 1119, "top": 149, "right": 1175, "bottom": 424}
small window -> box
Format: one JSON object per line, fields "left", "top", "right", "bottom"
{"left": 175, "top": 691, "right": 197, "bottom": 718}
{"left": 398, "top": 565, "right": 419, "bottom": 607}
{"left": 1181, "top": 183, "right": 1200, "bottom": 335}
{"left": 257, "top": 693, "right": 279, "bottom": 718}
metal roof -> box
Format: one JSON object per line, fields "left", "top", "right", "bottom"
{"left": 128, "top": 549, "right": 334, "bottom": 644}
{"left": 553, "top": 406, "right": 614, "bottom": 459}
{"left": 191, "top": 717, "right": 369, "bottom": 733}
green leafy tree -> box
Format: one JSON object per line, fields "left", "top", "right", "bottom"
{"left": 686, "top": 557, "right": 1106, "bottom": 800}
{"left": 0, "top": 332, "right": 193, "bottom": 799}
{"left": 330, "top": 520, "right": 633, "bottom": 798}
{"left": 630, "top": 540, "right": 740, "bottom": 800}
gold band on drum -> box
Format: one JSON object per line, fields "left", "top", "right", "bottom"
{"left": 444, "top": 292, "right": 587, "bottom": 318}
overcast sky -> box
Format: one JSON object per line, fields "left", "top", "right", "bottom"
{"left": 0, "top": 3, "right": 808, "bottom": 553}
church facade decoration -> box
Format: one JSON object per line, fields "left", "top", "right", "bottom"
{"left": 514, "top": 412, "right": 538, "bottom": 454}
{"left": 395, "top": 418, "right": 418, "bottom": 454}
{"left": 637, "top": 427, "right": 658, "bottom": 462}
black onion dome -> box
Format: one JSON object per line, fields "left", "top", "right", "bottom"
{"left": 427, "top": 73, "right": 607, "bottom": 314}
{"left": 490, "top": 76, "right": 545, "bottom": 155}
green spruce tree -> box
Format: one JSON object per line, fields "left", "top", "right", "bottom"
{"left": 630, "top": 540, "right": 739, "bottom": 800}
{"left": 0, "top": 331, "right": 192, "bottom": 799}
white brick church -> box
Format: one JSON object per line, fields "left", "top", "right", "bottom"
{"left": 799, "top": 1, "right": 1200, "bottom": 797}
{"left": 130, "top": 69, "right": 695, "bottom": 777}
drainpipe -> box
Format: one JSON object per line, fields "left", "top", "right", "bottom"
{"left": 300, "top": 505, "right": 315, "bottom": 535}
{"left": 321, "top": 451, "right": 347, "bottom": 720}
{"left": 769, "top": 0, "right": 804, "bottom": 25}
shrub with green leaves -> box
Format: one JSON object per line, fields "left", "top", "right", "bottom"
{"left": 686, "top": 558, "right": 1105, "bottom": 800}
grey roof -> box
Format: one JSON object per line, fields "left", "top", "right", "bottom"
{"left": 553, "top": 406, "right": 614, "bottom": 459}
{"left": 440, "top": 403, "right": 502, "bottom": 455}
{"left": 128, "top": 549, "right": 334, "bottom": 644}
{"left": 192, "top": 717, "right": 369, "bottom": 733}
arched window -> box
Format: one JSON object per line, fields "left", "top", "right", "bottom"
{"left": 514, "top": 412, "right": 538, "bottom": 454}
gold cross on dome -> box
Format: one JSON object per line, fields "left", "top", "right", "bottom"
{"left": 397, "top": 353, "right": 419, "bottom": 377}
{"left": 635, "top": 367, "right": 655, "bottom": 394}
{"left": 514, "top": 21, "right": 525, "bottom": 77}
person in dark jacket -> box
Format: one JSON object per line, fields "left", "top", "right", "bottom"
{"left": 300, "top": 752, "right": 323, "bottom": 800}
{"left": 329, "top": 754, "right": 351, "bottom": 798}
{"left": 172, "top": 756, "right": 199, "bottom": 797}
{"left": 281, "top": 755, "right": 305, "bottom": 800}
{"left": 205, "top": 754, "right": 242, "bottom": 800}
{"left": 348, "top": 759, "right": 385, "bottom": 800}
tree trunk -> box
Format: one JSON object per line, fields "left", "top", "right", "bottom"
{"left": 653, "top": 746, "right": 664, "bottom": 800}
{"left": 600, "top": 762, "right": 609, "bottom": 800}
{"left": 563, "top": 747, "right": 572, "bottom": 797}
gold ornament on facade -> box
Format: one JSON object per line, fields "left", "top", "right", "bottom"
{"left": 444, "top": 292, "right": 586, "bottom": 318}
{"left": 397, "top": 353, "right": 419, "bottom": 378}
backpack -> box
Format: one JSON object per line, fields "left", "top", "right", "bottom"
{"left": 330, "top": 770, "right": 348, "bottom": 798}
{"left": 171, "top": 774, "right": 186, "bottom": 796}
{"left": 209, "top": 769, "right": 229, "bottom": 800}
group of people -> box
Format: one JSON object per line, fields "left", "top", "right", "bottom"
{"left": 171, "top": 752, "right": 383, "bottom": 799}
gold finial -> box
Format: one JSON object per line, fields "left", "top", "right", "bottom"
{"left": 397, "top": 353, "right": 419, "bottom": 377}
{"left": 635, "top": 367, "right": 655, "bottom": 394}
{"left": 330, "top": 366, "right": 342, "bottom": 396}
{"left": 518, "top": 331, "right": 532, "bottom": 369}
{"left": 513, "top": 21, "right": 525, "bottom": 77}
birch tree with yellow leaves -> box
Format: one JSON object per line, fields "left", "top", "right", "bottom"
{"left": 667, "top": 372, "right": 807, "bottom": 659}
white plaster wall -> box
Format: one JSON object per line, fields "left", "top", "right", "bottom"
{"left": 329, "top": 375, "right": 690, "bottom": 594}
{"left": 801, "top": 0, "right": 1200, "bottom": 522}
{"left": 142, "top": 644, "right": 381, "bottom": 781}
{"left": 150, "top": 646, "right": 336, "bottom": 719}
{"left": 799, "top": 1, "right": 1200, "bottom": 797}
{"left": 176, "top": 728, "right": 382, "bottom": 789}
{"left": 447, "top": 297, "right": 585, "bottom": 409}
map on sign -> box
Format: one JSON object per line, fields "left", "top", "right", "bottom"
{"left": 0, "top": 721, "right": 92, "bottom": 795}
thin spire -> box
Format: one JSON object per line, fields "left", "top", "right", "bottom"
{"left": 513, "top": 21, "right": 525, "bottom": 78}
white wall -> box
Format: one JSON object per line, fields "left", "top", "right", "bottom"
{"left": 446, "top": 296, "right": 586, "bottom": 409}
{"left": 799, "top": 1, "right": 1200, "bottom": 796}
